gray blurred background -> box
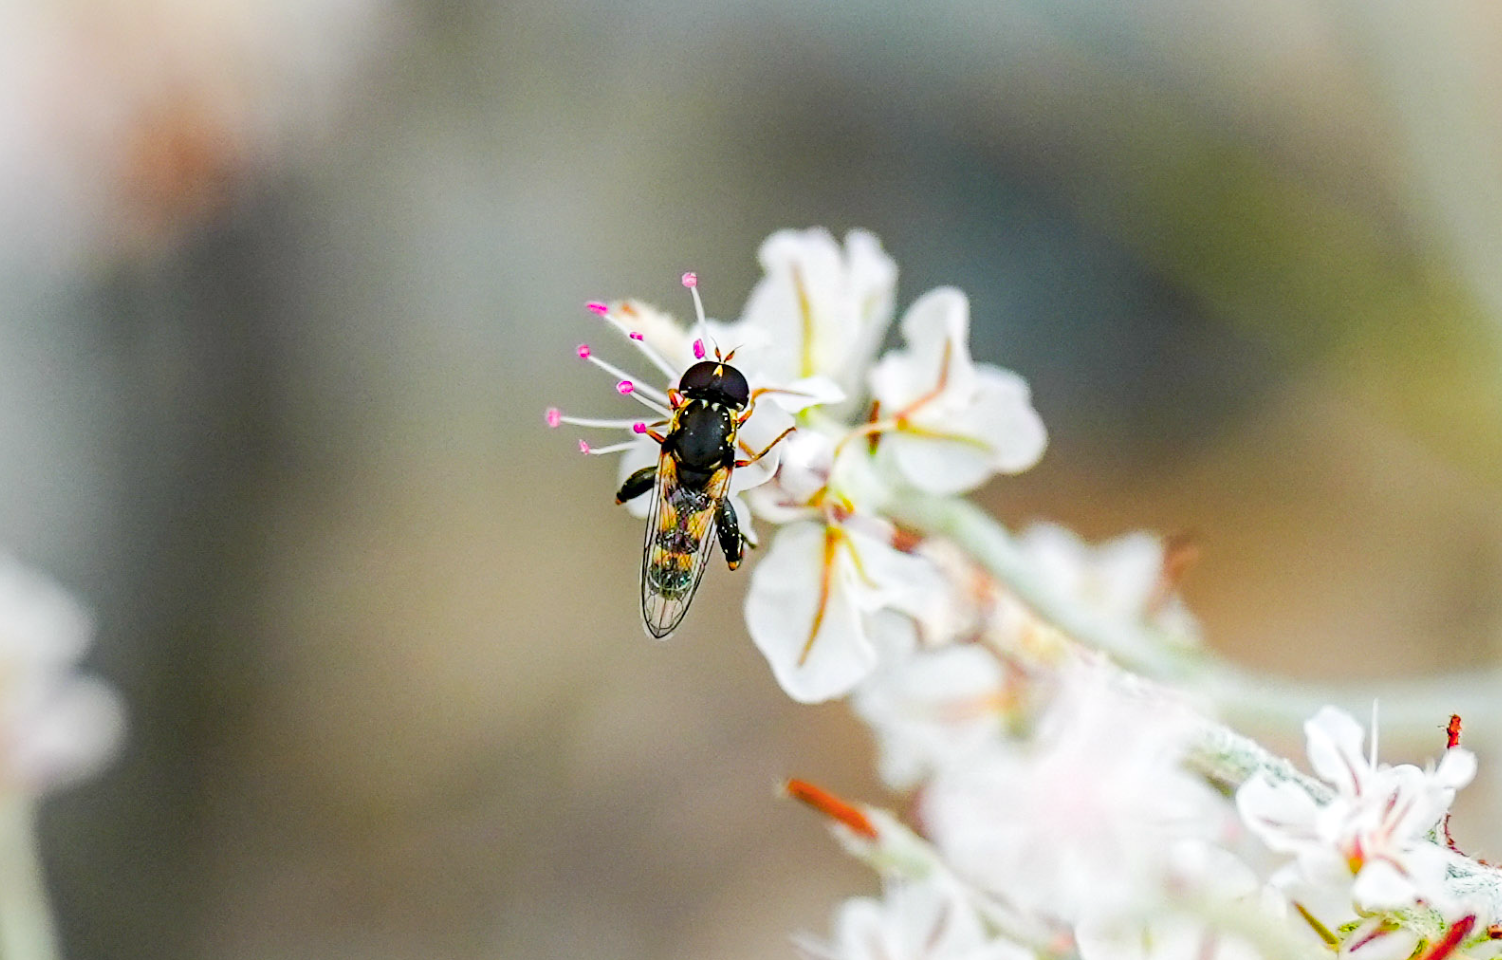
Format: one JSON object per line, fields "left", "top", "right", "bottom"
{"left": 4, "top": 1, "right": 1502, "bottom": 958}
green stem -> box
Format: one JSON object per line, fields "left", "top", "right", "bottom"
{"left": 0, "top": 796, "right": 60, "bottom": 960}
{"left": 890, "top": 493, "right": 1501, "bottom": 744}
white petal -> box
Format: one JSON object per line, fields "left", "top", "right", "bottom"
{"left": 1434, "top": 748, "right": 1477, "bottom": 791}
{"left": 0, "top": 554, "right": 94, "bottom": 667}
{"left": 882, "top": 433, "right": 996, "bottom": 496}
{"left": 869, "top": 287, "right": 977, "bottom": 413}
{"left": 7, "top": 676, "right": 126, "bottom": 793}
{"left": 1303, "top": 706, "right": 1369, "bottom": 796}
{"left": 961, "top": 366, "right": 1047, "bottom": 474}
{"left": 1235, "top": 775, "right": 1321, "bottom": 852}
{"left": 731, "top": 400, "right": 795, "bottom": 492}
{"left": 768, "top": 375, "right": 846, "bottom": 414}
{"left": 1350, "top": 859, "right": 1419, "bottom": 911}
{"left": 745, "top": 523, "right": 877, "bottom": 703}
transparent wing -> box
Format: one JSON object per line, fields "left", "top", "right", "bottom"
{"left": 640, "top": 453, "right": 729, "bottom": 639}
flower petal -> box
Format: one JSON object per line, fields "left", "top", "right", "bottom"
{"left": 1303, "top": 706, "right": 1369, "bottom": 796}
{"left": 745, "top": 522, "right": 876, "bottom": 703}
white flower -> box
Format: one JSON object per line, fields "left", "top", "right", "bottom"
{"left": 1017, "top": 523, "right": 1199, "bottom": 643}
{"left": 868, "top": 288, "right": 1047, "bottom": 495}
{"left": 548, "top": 282, "right": 826, "bottom": 519}
{"left": 1235, "top": 706, "right": 1475, "bottom": 915}
{"left": 0, "top": 555, "right": 125, "bottom": 794}
{"left": 922, "top": 664, "right": 1227, "bottom": 926}
{"left": 796, "top": 875, "right": 1036, "bottom": 960}
{"left": 853, "top": 642, "right": 1009, "bottom": 790}
{"left": 732, "top": 227, "right": 898, "bottom": 406}
{"left": 745, "top": 514, "right": 942, "bottom": 703}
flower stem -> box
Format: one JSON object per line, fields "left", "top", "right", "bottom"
{"left": 890, "top": 493, "right": 1502, "bottom": 742}
{"left": 0, "top": 796, "right": 60, "bottom": 960}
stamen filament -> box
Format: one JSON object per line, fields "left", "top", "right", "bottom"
{"left": 556, "top": 414, "right": 646, "bottom": 430}
{"left": 683, "top": 271, "right": 708, "bottom": 343}
{"left": 581, "top": 352, "right": 672, "bottom": 407}
{"left": 580, "top": 439, "right": 642, "bottom": 456}
{"left": 592, "top": 308, "right": 680, "bottom": 380}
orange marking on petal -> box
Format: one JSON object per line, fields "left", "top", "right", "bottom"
{"left": 797, "top": 526, "right": 842, "bottom": 667}
{"left": 792, "top": 264, "right": 815, "bottom": 378}
{"left": 782, "top": 779, "right": 877, "bottom": 839}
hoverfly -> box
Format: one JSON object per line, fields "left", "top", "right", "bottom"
{"left": 615, "top": 349, "right": 793, "bottom": 638}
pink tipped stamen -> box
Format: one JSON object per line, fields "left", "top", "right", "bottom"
{"left": 681, "top": 272, "right": 698, "bottom": 288}
{"left": 589, "top": 310, "right": 678, "bottom": 379}
{"left": 545, "top": 407, "right": 562, "bottom": 428}
{"left": 576, "top": 343, "right": 592, "bottom": 359}
{"left": 580, "top": 351, "right": 671, "bottom": 410}
{"left": 685, "top": 282, "right": 708, "bottom": 339}
{"left": 556, "top": 413, "right": 645, "bottom": 430}
{"left": 586, "top": 301, "right": 610, "bottom": 316}
{"left": 693, "top": 339, "right": 706, "bottom": 360}
{"left": 632, "top": 422, "right": 647, "bottom": 434}
{"left": 616, "top": 380, "right": 634, "bottom": 395}
{"left": 581, "top": 439, "right": 641, "bottom": 456}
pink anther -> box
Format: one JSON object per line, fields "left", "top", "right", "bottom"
{"left": 628, "top": 331, "right": 644, "bottom": 341}
{"left": 692, "top": 339, "right": 706, "bottom": 360}
{"left": 632, "top": 422, "right": 647, "bottom": 434}
{"left": 586, "top": 301, "right": 609, "bottom": 316}
{"left": 576, "top": 343, "right": 591, "bottom": 359}
{"left": 545, "top": 407, "right": 562, "bottom": 428}
{"left": 616, "top": 380, "right": 635, "bottom": 395}
{"left": 578, "top": 440, "right": 591, "bottom": 454}
{"left": 681, "top": 272, "right": 698, "bottom": 288}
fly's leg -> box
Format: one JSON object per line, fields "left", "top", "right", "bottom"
{"left": 615, "top": 466, "right": 657, "bottom": 504}
{"left": 735, "top": 426, "right": 796, "bottom": 468}
{"left": 715, "top": 497, "right": 744, "bottom": 569}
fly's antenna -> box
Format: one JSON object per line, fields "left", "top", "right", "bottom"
{"left": 682, "top": 272, "right": 712, "bottom": 361}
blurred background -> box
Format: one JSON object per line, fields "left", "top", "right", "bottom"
{"left": 4, "top": 1, "right": 1502, "bottom": 957}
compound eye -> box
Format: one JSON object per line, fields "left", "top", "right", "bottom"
{"left": 678, "top": 360, "right": 720, "bottom": 395}
{"left": 720, "top": 366, "right": 750, "bottom": 407}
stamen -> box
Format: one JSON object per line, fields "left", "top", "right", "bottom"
{"left": 632, "top": 422, "right": 647, "bottom": 434}
{"left": 554, "top": 413, "right": 645, "bottom": 429}
{"left": 782, "top": 779, "right": 878, "bottom": 840}
{"left": 1448, "top": 714, "right": 1463, "bottom": 749}
{"left": 545, "top": 407, "right": 562, "bottom": 428}
{"left": 683, "top": 271, "right": 708, "bottom": 342}
{"left": 585, "top": 302, "right": 609, "bottom": 316}
{"left": 589, "top": 310, "right": 678, "bottom": 380}
{"left": 581, "top": 439, "right": 642, "bottom": 456}
{"left": 693, "top": 339, "right": 706, "bottom": 360}
{"left": 580, "top": 351, "right": 671, "bottom": 407}
{"left": 576, "top": 343, "right": 592, "bottom": 359}
{"left": 617, "top": 380, "right": 635, "bottom": 395}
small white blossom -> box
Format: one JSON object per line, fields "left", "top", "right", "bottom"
{"left": 1017, "top": 523, "right": 1199, "bottom": 644}
{"left": 853, "top": 642, "right": 1009, "bottom": 790}
{"left": 746, "top": 515, "right": 942, "bottom": 703}
{"left": 1236, "top": 706, "right": 1475, "bottom": 915}
{"left": 868, "top": 288, "right": 1047, "bottom": 495}
{"left": 796, "top": 874, "right": 1036, "bottom": 960}
{"left": 0, "top": 554, "right": 125, "bottom": 794}
{"left": 922, "top": 664, "right": 1228, "bottom": 926}
{"left": 733, "top": 227, "right": 898, "bottom": 406}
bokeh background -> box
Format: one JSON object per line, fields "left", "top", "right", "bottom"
{"left": 4, "top": 1, "right": 1502, "bottom": 958}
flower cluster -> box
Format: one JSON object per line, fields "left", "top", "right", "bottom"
{"left": 558, "top": 229, "right": 1494, "bottom": 960}
{"left": 552, "top": 228, "right": 1047, "bottom": 701}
